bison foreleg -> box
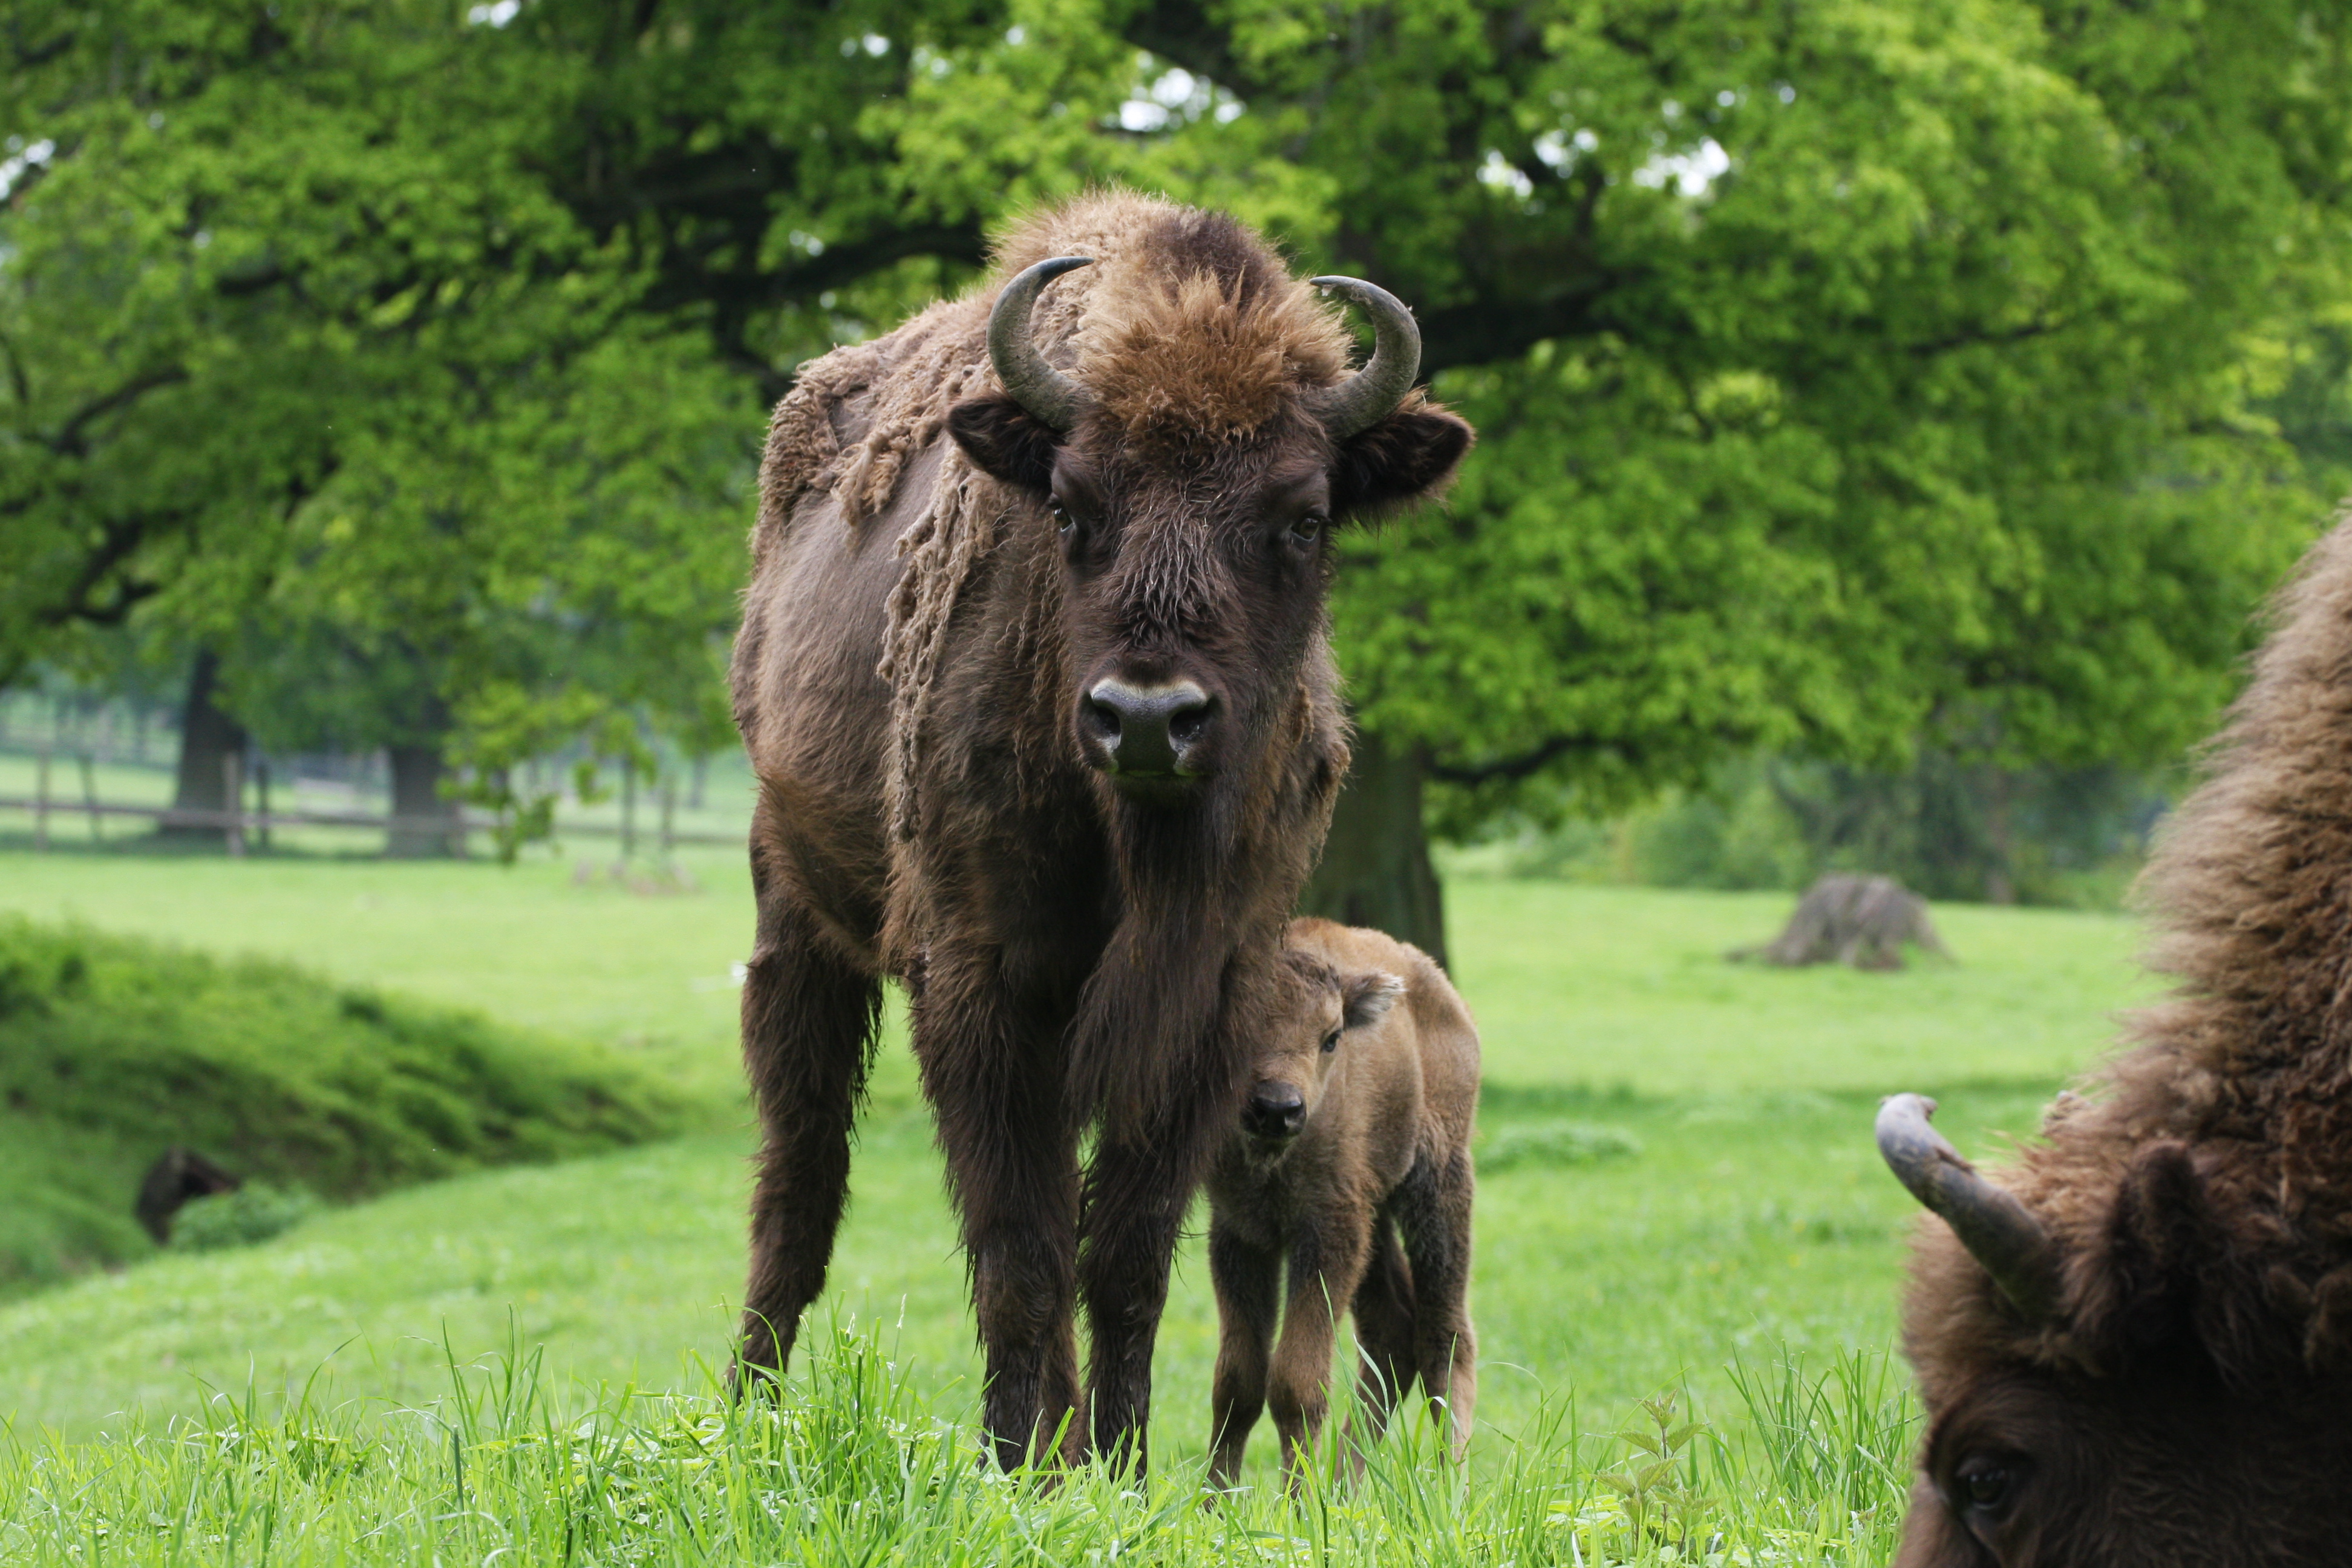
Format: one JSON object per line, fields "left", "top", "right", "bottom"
{"left": 1267, "top": 1204, "right": 1370, "bottom": 1490}
{"left": 915, "top": 951, "right": 1084, "bottom": 1473}
{"left": 1207, "top": 1220, "right": 1280, "bottom": 1489}
{"left": 736, "top": 888, "right": 882, "bottom": 1391}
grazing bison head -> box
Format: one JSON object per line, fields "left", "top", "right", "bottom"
{"left": 1238, "top": 949, "right": 1403, "bottom": 1148}
{"left": 946, "top": 214, "right": 1472, "bottom": 809}
{"left": 1878, "top": 1094, "right": 2352, "bottom": 1567}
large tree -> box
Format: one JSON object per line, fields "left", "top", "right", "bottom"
{"left": 9, "top": 0, "right": 2348, "bottom": 919}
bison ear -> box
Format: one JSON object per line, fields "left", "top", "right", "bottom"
{"left": 1341, "top": 971, "right": 1406, "bottom": 1031}
{"left": 2092, "top": 1140, "right": 2259, "bottom": 1372}
{"left": 1330, "top": 402, "right": 1474, "bottom": 520}
{"left": 947, "top": 394, "right": 1060, "bottom": 494}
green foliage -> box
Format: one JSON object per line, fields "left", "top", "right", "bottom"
{"left": 171, "top": 1183, "right": 320, "bottom": 1253}
{"left": 14, "top": 0, "right": 2352, "bottom": 850}
{"left": 0, "top": 915, "right": 682, "bottom": 1295}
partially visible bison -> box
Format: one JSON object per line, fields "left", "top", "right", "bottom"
{"left": 1878, "top": 521, "right": 2352, "bottom": 1565}
{"left": 1204, "top": 918, "right": 1478, "bottom": 1489}
{"left": 728, "top": 194, "right": 1472, "bottom": 1472}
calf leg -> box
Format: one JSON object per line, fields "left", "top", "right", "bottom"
{"left": 1207, "top": 1221, "right": 1280, "bottom": 1489}
{"left": 1348, "top": 1215, "right": 1419, "bottom": 1446}
{"left": 915, "top": 947, "right": 1083, "bottom": 1471}
{"left": 736, "top": 867, "right": 882, "bottom": 1387}
{"left": 1268, "top": 1204, "right": 1371, "bottom": 1488}
{"left": 1393, "top": 1151, "right": 1477, "bottom": 1457}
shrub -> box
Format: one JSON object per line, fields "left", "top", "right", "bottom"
{"left": 170, "top": 1183, "right": 321, "bottom": 1252}
{"left": 0, "top": 916, "right": 684, "bottom": 1295}
{"left": 1478, "top": 1120, "right": 1644, "bottom": 1172}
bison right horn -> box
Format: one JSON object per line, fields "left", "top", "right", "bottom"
{"left": 987, "top": 255, "right": 1094, "bottom": 433}
{"left": 1877, "top": 1093, "right": 2060, "bottom": 1320}
{"left": 1304, "top": 276, "right": 1422, "bottom": 440}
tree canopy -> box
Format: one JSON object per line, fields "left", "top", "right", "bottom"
{"left": 6, "top": 0, "right": 2348, "bottom": 895}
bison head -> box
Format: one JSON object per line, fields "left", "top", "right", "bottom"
{"left": 1238, "top": 950, "right": 1404, "bottom": 1149}
{"left": 946, "top": 241, "right": 1471, "bottom": 810}
{"left": 1878, "top": 1094, "right": 2352, "bottom": 1567}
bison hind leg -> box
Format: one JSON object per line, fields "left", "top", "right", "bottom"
{"left": 1349, "top": 1215, "right": 1419, "bottom": 1445}
{"left": 734, "top": 883, "right": 884, "bottom": 1393}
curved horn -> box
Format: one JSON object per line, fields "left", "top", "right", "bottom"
{"left": 1303, "top": 276, "right": 1423, "bottom": 440}
{"left": 987, "top": 256, "right": 1093, "bottom": 432}
{"left": 1877, "top": 1093, "right": 2060, "bottom": 1320}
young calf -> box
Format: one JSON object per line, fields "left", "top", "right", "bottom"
{"left": 1203, "top": 917, "right": 1478, "bottom": 1488}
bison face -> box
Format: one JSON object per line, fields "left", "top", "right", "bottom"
{"left": 1896, "top": 1357, "right": 2352, "bottom": 1568}
{"left": 947, "top": 256, "right": 1471, "bottom": 809}
{"left": 1240, "top": 953, "right": 1403, "bottom": 1149}
{"left": 1881, "top": 1099, "right": 2352, "bottom": 1567}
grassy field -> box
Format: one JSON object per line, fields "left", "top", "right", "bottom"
{"left": 0, "top": 848, "right": 2157, "bottom": 1561}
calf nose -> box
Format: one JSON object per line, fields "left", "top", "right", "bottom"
{"left": 1082, "top": 679, "right": 1211, "bottom": 776}
{"left": 1242, "top": 1083, "right": 1306, "bottom": 1141}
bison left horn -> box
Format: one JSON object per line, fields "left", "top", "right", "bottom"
{"left": 988, "top": 255, "right": 1094, "bottom": 433}
{"left": 1877, "top": 1092, "right": 2060, "bottom": 1320}
{"left": 1304, "top": 276, "right": 1423, "bottom": 440}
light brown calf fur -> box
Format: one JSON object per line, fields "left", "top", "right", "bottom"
{"left": 1203, "top": 918, "right": 1478, "bottom": 1487}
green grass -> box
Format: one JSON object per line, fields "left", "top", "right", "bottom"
{"left": 0, "top": 851, "right": 2160, "bottom": 1560}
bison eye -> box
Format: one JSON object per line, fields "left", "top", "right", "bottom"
{"left": 1048, "top": 500, "right": 1076, "bottom": 535}
{"left": 1957, "top": 1462, "right": 2014, "bottom": 1513}
{"left": 1320, "top": 1028, "right": 1341, "bottom": 1053}
{"left": 1287, "top": 513, "right": 1327, "bottom": 547}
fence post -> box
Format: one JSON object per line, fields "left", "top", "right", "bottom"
{"left": 79, "top": 753, "right": 100, "bottom": 843}
{"left": 33, "top": 745, "right": 50, "bottom": 852}
{"left": 223, "top": 752, "right": 244, "bottom": 857}
{"left": 621, "top": 758, "right": 637, "bottom": 861}
{"left": 659, "top": 776, "right": 676, "bottom": 858}
{"left": 255, "top": 757, "right": 272, "bottom": 852}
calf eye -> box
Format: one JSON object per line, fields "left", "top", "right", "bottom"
{"left": 1321, "top": 1028, "right": 1341, "bottom": 1053}
{"left": 1287, "top": 513, "right": 1327, "bottom": 547}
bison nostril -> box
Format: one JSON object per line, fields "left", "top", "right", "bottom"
{"left": 1244, "top": 1084, "right": 1305, "bottom": 1139}
{"left": 1083, "top": 680, "right": 1210, "bottom": 776}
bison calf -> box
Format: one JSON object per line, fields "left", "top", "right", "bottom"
{"left": 1203, "top": 918, "right": 1478, "bottom": 1488}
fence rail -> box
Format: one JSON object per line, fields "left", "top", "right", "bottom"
{"left": 0, "top": 796, "right": 742, "bottom": 851}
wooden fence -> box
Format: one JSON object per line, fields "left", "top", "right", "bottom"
{"left": 0, "top": 759, "right": 740, "bottom": 855}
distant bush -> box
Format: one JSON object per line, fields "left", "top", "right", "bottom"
{"left": 0, "top": 916, "right": 684, "bottom": 1295}
{"left": 170, "top": 1183, "right": 320, "bottom": 1252}
{"left": 1478, "top": 1120, "right": 1643, "bottom": 1172}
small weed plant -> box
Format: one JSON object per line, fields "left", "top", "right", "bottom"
{"left": 0, "top": 1324, "right": 1913, "bottom": 1566}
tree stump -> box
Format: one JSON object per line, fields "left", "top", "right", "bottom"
{"left": 1734, "top": 874, "right": 1951, "bottom": 970}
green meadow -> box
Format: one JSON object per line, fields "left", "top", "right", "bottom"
{"left": 0, "top": 847, "right": 2156, "bottom": 1561}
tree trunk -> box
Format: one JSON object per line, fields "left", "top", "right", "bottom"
{"left": 1298, "top": 731, "right": 1448, "bottom": 969}
{"left": 386, "top": 743, "right": 466, "bottom": 858}
{"left": 160, "top": 648, "right": 247, "bottom": 844}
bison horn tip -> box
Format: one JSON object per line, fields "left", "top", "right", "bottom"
{"left": 1877, "top": 1091, "right": 2061, "bottom": 1321}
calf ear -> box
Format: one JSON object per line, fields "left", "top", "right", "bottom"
{"left": 947, "top": 394, "right": 1060, "bottom": 494}
{"left": 1330, "top": 399, "right": 1474, "bottom": 520}
{"left": 1342, "top": 971, "right": 1406, "bottom": 1030}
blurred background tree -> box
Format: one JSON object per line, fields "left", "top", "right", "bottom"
{"left": 5, "top": 0, "right": 2348, "bottom": 927}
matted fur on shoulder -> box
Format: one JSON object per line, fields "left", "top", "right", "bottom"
{"left": 1916, "top": 515, "right": 2352, "bottom": 1388}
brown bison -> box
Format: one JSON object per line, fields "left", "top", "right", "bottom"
{"left": 1878, "top": 519, "right": 2352, "bottom": 1565}
{"left": 727, "top": 193, "right": 1473, "bottom": 1472}
{"left": 1203, "top": 918, "right": 1478, "bottom": 1489}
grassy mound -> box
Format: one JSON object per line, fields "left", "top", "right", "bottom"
{"left": 0, "top": 916, "right": 684, "bottom": 1297}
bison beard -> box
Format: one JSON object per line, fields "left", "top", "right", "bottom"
{"left": 1877, "top": 514, "right": 2352, "bottom": 1566}
{"left": 725, "top": 192, "right": 1470, "bottom": 1474}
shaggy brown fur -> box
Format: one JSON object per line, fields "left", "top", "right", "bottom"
{"left": 1890, "top": 518, "right": 2352, "bottom": 1566}
{"left": 1203, "top": 919, "right": 1479, "bottom": 1489}
{"left": 727, "top": 192, "right": 1472, "bottom": 1474}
